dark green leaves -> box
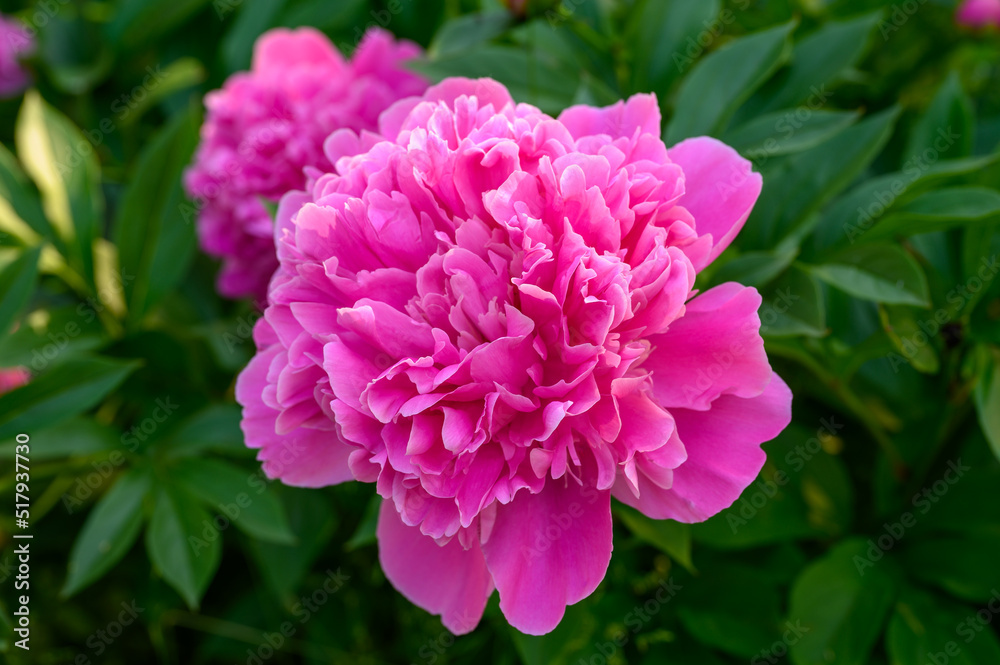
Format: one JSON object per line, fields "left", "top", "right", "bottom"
{"left": 146, "top": 484, "right": 221, "bottom": 609}
{"left": 428, "top": 11, "right": 513, "bottom": 58}
{"left": 0, "top": 245, "right": 41, "bottom": 336}
{"left": 624, "top": 0, "right": 721, "bottom": 99}
{"left": 905, "top": 72, "right": 973, "bottom": 161}
{"left": 725, "top": 109, "right": 860, "bottom": 159}
{"left": 0, "top": 356, "right": 139, "bottom": 439}
{"left": 615, "top": 503, "right": 694, "bottom": 572}
{"left": 752, "top": 12, "right": 882, "bottom": 115}
{"left": 808, "top": 244, "right": 930, "bottom": 307}
{"left": 114, "top": 103, "right": 202, "bottom": 324}
{"left": 172, "top": 458, "right": 295, "bottom": 545}
{"left": 747, "top": 106, "right": 900, "bottom": 248}
{"left": 975, "top": 348, "right": 1000, "bottom": 462}
{"left": 887, "top": 587, "right": 1000, "bottom": 665}
{"left": 859, "top": 187, "right": 1000, "bottom": 243}
{"left": 15, "top": 91, "right": 102, "bottom": 288}
{"left": 667, "top": 21, "right": 795, "bottom": 142}
{"left": 411, "top": 45, "right": 579, "bottom": 115}
{"left": 63, "top": 468, "right": 151, "bottom": 597}
{"left": 789, "top": 539, "right": 899, "bottom": 665}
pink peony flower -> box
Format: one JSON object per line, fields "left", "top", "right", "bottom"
{"left": 184, "top": 27, "right": 427, "bottom": 304}
{"left": 0, "top": 14, "right": 33, "bottom": 99}
{"left": 957, "top": 0, "right": 1000, "bottom": 27}
{"left": 0, "top": 366, "right": 30, "bottom": 394}
{"left": 236, "top": 78, "right": 792, "bottom": 635}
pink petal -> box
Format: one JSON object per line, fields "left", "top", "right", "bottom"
{"left": 252, "top": 27, "right": 345, "bottom": 74}
{"left": 482, "top": 478, "right": 612, "bottom": 635}
{"left": 376, "top": 500, "right": 494, "bottom": 634}
{"left": 645, "top": 282, "right": 771, "bottom": 411}
{"left": 667, "top": 137, "right": 762, "bottom": 270}
{"left": 614, "top": 373, "right": 792, "bottom": 522}
{"left": 957, "top": 0, "right": 1000, "bottom": 26}
{"left": 558, "top": 94, "right": 661, "bottom": 141}
{"left": 236, "top": 345, "right": 356, "bottom": 487}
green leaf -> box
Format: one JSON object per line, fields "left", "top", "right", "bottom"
{"left": 429, "top": 11, "right": 513, "bottom": 58}
{"left": 693, "top": 422, "right": 852, "bottom": 548}
{"left": 105, "top": 0, "right": 213, "bottom": 51}
{"left": 759, "top": 265, "right": 827, "bottom": 338}
{"left": 410, "top": 45, "right": 579, "bottom": 115}
{"left": 975, "top": 348, "right": 1000, "bottom": 462}
{"left": 0, "top": 418, "right": 118, "bottom": 460}
{"left": 164, "top": 404, "right": 249, "bottom": 458}
{"left": 808, "top": 244, "right": 930, "bottom": 307}
{"left": 278, "top": 0, "right": 366, "bottom": 32}
{"left": 114, "top": 103, "right": 202, "bottom": 323}
{"left": 15, "top": 90, "right": 102, "bottom": 287}
{"left": 747, "top": 106, "right": 899, "bottom": 248}
{"left": 905, "top": 72, "right": 973, "bottom": 162}
{"left": 708, "top": 246, "right": 799, "bottom": 290}
{"left": 677, "top": 566, "right": 782, "bottom": 658}
{"left": 817, "top": 155, "right": 999, "bottom": 250}
{"left": 62, "top": 468, "right": 151, "bottom": 597}
{"left": 0, "top": 245, "right": 41, "bottom": 336}
{"left": 0, "top": 143, "right": 51, "bottom": 243}
{"left": 624, "top": 0, "right": 721, "bottom": 99}
{"left": 345, "top": 494, "right": 381, "bottom": 551}
{"left": 0, "top": 356, "right": 140, "bottom": 439}
{"left": 248, "top": 489, "right": 337, "bottom": 600}
{"left": 887, "top": 586, "right": 1000, "bottom": 665}
{"left": 725, "top": 109, "right": 860, "bottom": 159}
{"left": 752, "top": 12, "right": 882, "bottom": 115}
{"left": 878, "top": 304, "right": 941, "bottom": 375}
{"left": 511, "top": 600, "right": 597, "bottom": 665}
{"left": 172, "top": 458, "right": 295, "bottom": 545}
{"left": 788, "top": 539, "right": 899, "bottom": 665}
{"left": 900, "top": 529, "right": 1000, "bottom": 603}
{"left": 146, "top": 484, "right": 221, "bottom": 609}
{"left": 858, "top": 187, "right": 1000, "bottom": 243}
{"left": 221, "top": 0, "right": 288, "bottom": 72}
{"left": 615, "top": 503, "right": 694, "bottom": 572}
{"left": 666, "top": 21, "right": 796, "bottom": 142}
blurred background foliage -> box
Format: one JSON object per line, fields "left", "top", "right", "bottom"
{"left": 0, "top": 0, "right": 999, "bottom": 663}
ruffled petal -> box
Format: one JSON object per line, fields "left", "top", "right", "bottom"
{"left": 482, "top": 478, "right": 612, "bottom": 635}
{"left": 613, "top": 373, "right": 792, "bottom": 522}
{"left": 377, "top": 500, "right": 494, "bottom": 634}
{"left": 645, "top": 282, "right": 771, "bottom": 411}
{"left": 667, "top": 137, "right": 762, "bottom": 270}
